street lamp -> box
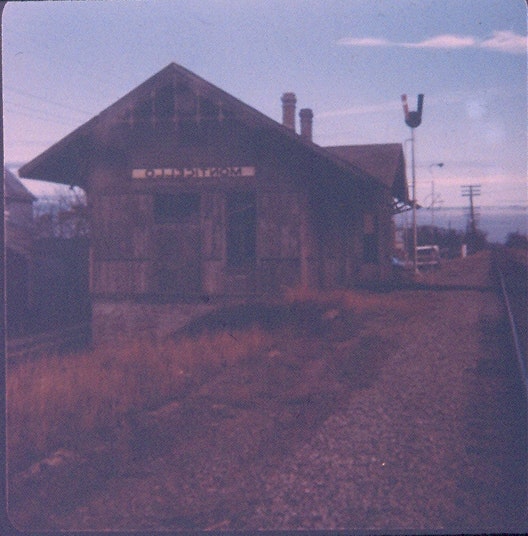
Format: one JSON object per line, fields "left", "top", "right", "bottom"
{"left": 401, "top": 94, "right": 424, "bottom": 274}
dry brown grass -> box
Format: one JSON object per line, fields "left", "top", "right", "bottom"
{"left": 283, "top": 285, "right": 415, "bottom": 313}
{"left": 7, "top": 327, "right": 271, "bottom": 472}
{"left": 7, "top": 288, "right": 413, "bottom": 474}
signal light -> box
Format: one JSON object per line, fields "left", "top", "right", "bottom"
{"left": 401, "top": 93, "right": 424, "bottom": 128}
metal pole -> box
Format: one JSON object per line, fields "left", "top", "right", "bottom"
{"left": 411, "top": 127, "right": 418, "bottom": 274}
{"left": 431, "top": 181, "right": 435, "bottom": 226}
{"left": 401, "top": 94, "right": 424, "bottom": 274}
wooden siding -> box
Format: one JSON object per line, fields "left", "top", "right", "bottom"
{"left": 92, "top": 260, "right": 150, "bottom": 295}
{"left": 258, "top": 192, "right": 302, "bottom": 258}
{"left": 201, "top": 192, "right": 225, "bottom": 260}
{"left": 153, "top": 226, "right": 201, "bottom": 294}
{"left": 91, "top": 194, "right": 151, "bottom": 259}
{"left": 309, "top": 193, "right": 363, "bottom": 289}
{"left": 202, "top": 260, "right": 224, "bottom": 295}
{"left": 224, "top": 269, "right": 256, "bottom": 295}
{"left": 91, "top": 193, "right": 152, "bottom": 295}
{"left": 258, "top": 259, "right": 301, "bottom": 292}
{"left": 86, "top": 118, "right": 393, "bottom": 298}
{"left": 152, "top": 192, "right": 202, "bottom": 294}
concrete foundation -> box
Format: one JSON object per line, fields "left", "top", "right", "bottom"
{"left": 91, "top": 300, "right": 218, "bottom": 346}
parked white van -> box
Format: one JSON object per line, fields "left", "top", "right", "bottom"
{"left": 416, "top": 245, "right": 441, "bottom": 269}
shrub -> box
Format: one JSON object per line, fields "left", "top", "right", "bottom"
{"left": 505, "top": 231, "right": 528, "bottom": 249}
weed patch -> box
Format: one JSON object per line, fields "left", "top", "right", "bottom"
{"left": 7, "top": 327, "right": 271, "bottom": 473}
{"left": 7, "top": 288, "right": 405, "bottom": 477}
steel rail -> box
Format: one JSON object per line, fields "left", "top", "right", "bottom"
{"left": 497, "top": 265, "right": 528, "bottom": 400}
{"left": 6, "top": 323, "right": 91, "bottom": 361}
{"left": 495, "top": 254, "right": 528, "bottom": 519}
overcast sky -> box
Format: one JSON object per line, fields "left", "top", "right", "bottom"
{"left": 2, "top": 0, "right": 526, "bottom": 207}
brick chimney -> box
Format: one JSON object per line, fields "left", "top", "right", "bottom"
{"left": 299, "top": 108, "right": 313, "bottom": 142}
{"left": 281, "top": 92, "right": 297, "bottom": 131}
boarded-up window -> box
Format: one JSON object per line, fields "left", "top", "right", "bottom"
{"left": 154, "top": 193, "right": 200, "bottom": 224}
{"left": 227, "top": 192, "right": 256, "bottom": 268}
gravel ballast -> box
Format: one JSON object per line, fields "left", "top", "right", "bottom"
{"left": 247, "top": 287, "right": 525, "bottom": 531}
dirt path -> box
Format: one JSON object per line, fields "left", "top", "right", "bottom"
{"left": 9, "top": 252, "right": 527, "bottom": 532}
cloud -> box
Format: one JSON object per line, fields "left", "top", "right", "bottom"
{"left": 317, "top": 92, "right": 471, "bottom": 120}
{"left": 404, "top": 35, "right": 477, "bottom": 49}
{"left": 337, "top": 31, "right": 527, "bottom": 54}
{"left": 481, "top": 30, "right": 527, "bottom": 54}
{"left": 317, "top": 99, "right": 401, "bottom": 118}
{"left": 336, "top": 37, "right": 391, "bottom": 47}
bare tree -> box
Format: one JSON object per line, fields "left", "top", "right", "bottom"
{"left": 33, "top": 186, "right": 89, "bottom": 238}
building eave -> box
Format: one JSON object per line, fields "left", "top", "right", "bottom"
{"left": 19, "top": 63, "right": 377, "bottom": 189}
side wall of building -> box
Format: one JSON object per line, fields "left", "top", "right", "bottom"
{"left": 85, "top": 104, "right": 394, "bottom": 341}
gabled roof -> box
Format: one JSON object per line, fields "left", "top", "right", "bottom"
{"left": 325, "top": 144, "right": 410, "bottom": 207}
{"left": 19, "top": 62, "right": 406, "bottom": 203}
{"left": 4, "top": 167, "right": 36, "bottom": 203}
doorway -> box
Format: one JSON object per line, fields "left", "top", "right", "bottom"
{"left": 226, "top": 191, "right": 256, "bottom": 269}
{"left": 154, "top": 192, "right": 202, "bottom": 295}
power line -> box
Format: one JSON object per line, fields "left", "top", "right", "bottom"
{"left": 27, "top": 53, "right": 142, "bottom": 103}
{"left": 46, "top": 54, "right": 133, "bottom": 87}
{"left": 3, "top": 85, "right": 94, "bottom": 116}
{"left": 3, "top": 99, "right": 91, "bottom": 122}
{"left": 3, "top": 105, "right": 84, "bottom": 127}
{"left": 4, "top": 140, "right": 58, "bottom": 146}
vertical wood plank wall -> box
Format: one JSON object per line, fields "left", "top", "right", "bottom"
{"left": 89, "top": 169, "right": 392, "bottom": 298}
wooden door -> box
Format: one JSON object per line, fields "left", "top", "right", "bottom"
{"left": 153, "top": 193, "right": 202, "bottom": 295}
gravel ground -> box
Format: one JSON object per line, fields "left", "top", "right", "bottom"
{"left": 247, "top": 289, "right": 526, "bottom": 532}
{"left": 10, "top": 252, "right": 527, "bottom": 533}
{"left": 248, "top": 253, "right": 528, "bottom": 534}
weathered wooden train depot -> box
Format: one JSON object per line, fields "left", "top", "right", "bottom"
{"left": 20, "top": 62, "right": 409, "bottom": 341}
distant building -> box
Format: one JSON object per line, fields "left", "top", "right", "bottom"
{"left": 4, "top": 167, "right": 36, "bottom": 330}
{"left": 5, "top": 167, "right": 35, "bottom": 247}
{"left": 20, "top": 63, "right": 410, "bottom": 342}
{"left": 5, "top": 168, "right": 90, "bottom": 336}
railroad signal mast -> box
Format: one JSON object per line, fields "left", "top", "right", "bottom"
{"left": 401, "top": 93, "right": 424, "bottom": 274}
{"left": 461, "top": 184, "right": 481, "bottom": 234}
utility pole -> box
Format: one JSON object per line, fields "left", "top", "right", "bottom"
{"left": 401, "top": 94, "right": 424, "bottom": 274}
{"left": 427, "top": 163, "right": 444, "bottom": 226}
{"left": 431, "top": 181, "right": 436, "bottom": 226}
{"left": 461, "top": 184, "right": 481, "bottom": 234}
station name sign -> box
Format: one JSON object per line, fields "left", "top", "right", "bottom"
{"left": 132, "top": 166, "right": 256, "bottom": 179}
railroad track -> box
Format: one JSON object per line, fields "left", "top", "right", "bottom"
{"left": 6, "top": 323, "right": 91, "bottom": 362}
{"left": 492, "top": 247, "right": 528, "bottom": 399}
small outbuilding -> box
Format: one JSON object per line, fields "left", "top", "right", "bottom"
{"left": 4, "top": 167, "right": 36, "bottom": 331}
{"left": 20, "top": 63, "right": 409, "bottom": 341}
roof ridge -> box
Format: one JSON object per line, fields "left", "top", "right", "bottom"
{"left": 20, "top": 62, "right": 382, "bottom": 189}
